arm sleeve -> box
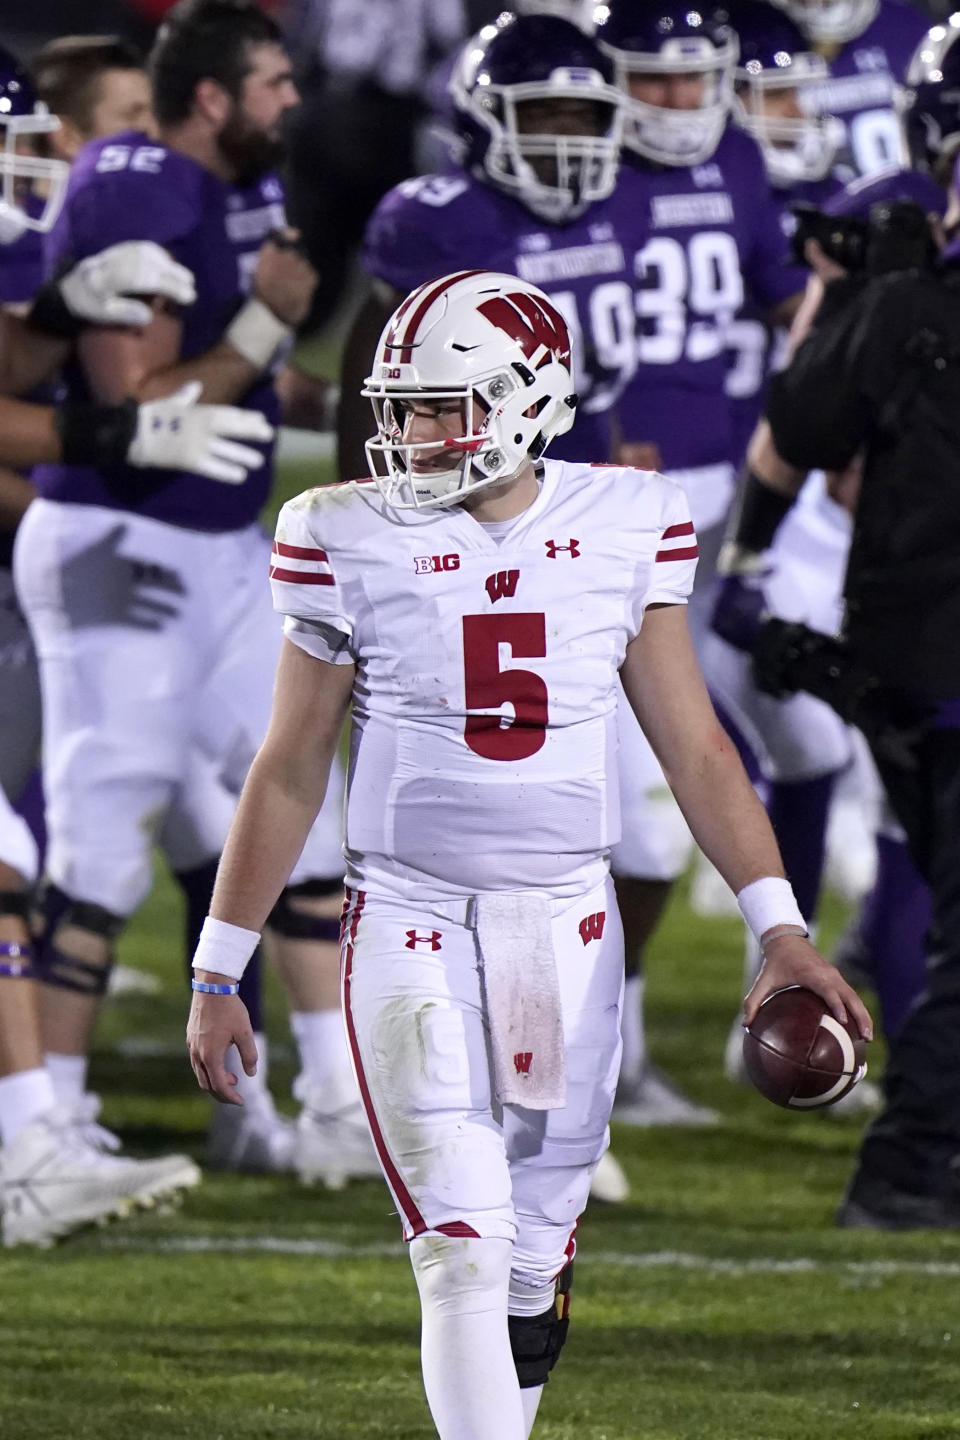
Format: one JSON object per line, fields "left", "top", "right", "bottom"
{"left": 630, "top": 480, "right": 699, "bottom": 633}
{"left": 270, "top": 496, "right": 358, "bottom": 666}
{"left": 764, "top": 281, "right": 874, "bottom": 472}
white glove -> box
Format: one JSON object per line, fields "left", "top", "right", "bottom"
{"left": 59, "top": 241, "right": 197, "bottom": 327}
{"left": 127, "top": 382, "right": 274, "bottom": 484}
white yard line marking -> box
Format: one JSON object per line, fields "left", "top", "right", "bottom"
{"left": 92, "top": 1236, "right": 960, "bottom": 1276}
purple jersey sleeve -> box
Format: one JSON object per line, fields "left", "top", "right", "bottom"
{"left": 732, "top": 130, "right": 806, "bottom": 309}
{"left": 361, "top": 173, "right": 483, "bottom": 294}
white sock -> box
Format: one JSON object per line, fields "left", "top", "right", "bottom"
{"left": 411, "top": 1234, "right": 525, "bottom": 1440}
{"left": 0, "top": 1067, "right": 57, "bottom": 1145}
{"left": 290, "top": 1009, "right": 349, "bottom": 1092}
{"left": 44, "top": 1052, "right": 88, "bottom": 1106}
{"left": 521, "top": 1384, "right": 544, "bottom": 1437}
{"left": 619, "top": 974, "right": 646, "bottom": 1084}
{"left": 223, "top": 1032, "right": 269, "bottom": 1101}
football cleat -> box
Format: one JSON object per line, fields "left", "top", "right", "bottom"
{"left": 0, "top": 1109, "right": 200, "bottom": 1247}
{"left": 588, "top": 1149, "right": 630, "bottom": 1204}
{"left": 207, "top": 1090, "right": 296, "bottom": 1173}
{"left": 293, "top": 1069, "right": 382, "bottom": 1189}
{"left": 614, "top": 1064, "right": 719, "bottom": 1127}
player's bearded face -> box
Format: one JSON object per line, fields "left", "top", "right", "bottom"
{"left": 217, "top": 43, "right": 298, "bottom": 187}
{"left": 217, "top": 101, "right": 284, "bottom": 187}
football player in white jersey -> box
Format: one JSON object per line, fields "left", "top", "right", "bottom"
{"left": 186, "top": 271, "right": 870, "bottom": 1440}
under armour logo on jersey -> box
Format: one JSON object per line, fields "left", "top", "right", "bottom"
{"left": 404, "top": 930, "right": 443, "bottom": 951}
{"left": 484, "top": 569, "right": 520, "bottom": 603}
{"left": 414, "top": 553, "right": 460, "bottom": 575}
{"left": 578, "top": 911, "right": 606, "bottom": 946}
{"left": 545, "top": 538, "right": 580, "bottom": 559}
{"left": 514, "top": 1051, "right": 533, "bottom": 1075}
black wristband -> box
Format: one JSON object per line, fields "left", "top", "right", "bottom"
{"left": 54, "top": 399, "right": 138, "bottom": 466}
{"left": 25, "top": 272, "right": 84, "bottom": 341}
{"left": 727, "top": 469, "right": 795, "bottom": 553}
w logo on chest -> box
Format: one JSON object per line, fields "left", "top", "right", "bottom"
{"left": 485, "top": 570, "right": 520, "bottom": 604}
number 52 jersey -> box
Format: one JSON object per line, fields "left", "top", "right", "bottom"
{"left": 271, "top": 459, "right": 698, "bottom": 903}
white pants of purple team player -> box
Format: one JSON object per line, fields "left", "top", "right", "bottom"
{"left": 14, "top": 500, "right": 343, "bottom": 917}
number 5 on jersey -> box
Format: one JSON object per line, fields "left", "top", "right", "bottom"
{"left": 462, "top": 613, "right": 548, "bottom": 761}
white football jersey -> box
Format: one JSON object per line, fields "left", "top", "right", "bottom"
{"left": 271, "top": 458, "right": 697, "bottom": 901}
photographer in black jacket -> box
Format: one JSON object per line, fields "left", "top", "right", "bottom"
{"left": 717, "top": 169, "right": 960, "bottom": 1228}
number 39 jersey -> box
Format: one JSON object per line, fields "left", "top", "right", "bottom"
{"left": 271, "top": 459, "right": 697, "bottom": 902}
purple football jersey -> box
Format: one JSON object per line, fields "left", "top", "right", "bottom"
{"left": 726, "top": 172, "right": 844, "bottom": 467}
{"left": 361, "top": 167, "right": 653, "bottom": 463}
{"left": 802, "top": 0, "right": 930, "bottom": 180}
{"left": 617, "top": 125, "right": 806, "bottom": 471}
{"left": 33, "top": 130, "right": 285, "bottom": 531}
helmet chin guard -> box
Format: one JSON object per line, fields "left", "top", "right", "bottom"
{"left": 364, "top": 270, "right": 578, "bottom": 512}
{"left": 0, "top": 45, "right": 69, "bottom": 236}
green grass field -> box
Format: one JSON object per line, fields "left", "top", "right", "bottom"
{"left": 2, "top": 450, "right": 959, "bottom": 1439}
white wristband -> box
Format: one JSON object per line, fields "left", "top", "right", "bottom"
{"left": 736, "top": 877, "right": 807, "bottom": 947}
{"left": 225, "top": 297, "right": 291, "bottom": 371}
{"left": 191, "top": 915, "right": 260, "bottom": 982}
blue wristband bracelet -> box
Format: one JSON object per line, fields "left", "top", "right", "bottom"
{"left": 191, "top": 979, "right": 240, "bottom": 995}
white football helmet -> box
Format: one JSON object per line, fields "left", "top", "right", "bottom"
{"left": 0, "top": 46, "right": 69, "bottom": 244}
{"left": 364, "top": 270, "right": 577, "bottom": 512}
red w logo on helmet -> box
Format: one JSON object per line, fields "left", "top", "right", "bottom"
{"left": 477, "top": 292, "right": 572, "bottom": 371}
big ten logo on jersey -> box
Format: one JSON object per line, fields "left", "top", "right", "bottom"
{"left": 96, "top": 143, "right": 166, "bottom": 175}
{"left": 635, "top": 224, "right": 743, "bottom": 367}
{"left": 578, "top": 911, "right": 606, "bottom": 946}
{"left": 414, "top": 553, "right": 460, "bottom": 575}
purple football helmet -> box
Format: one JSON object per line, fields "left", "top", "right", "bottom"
{"left": 450, "top": 12, "right": 623, "bottom": 222}
{"left": 722, "top": 0, "right": 841, "bottom": 185}
{"left": 595, "top": 0, "right": 739, "bottom": 166}
{"left": 0, "top": 45, "right": 69, "bottom": 243}
{"left": 901, "top": 17, "right": 960, "bottom": 181}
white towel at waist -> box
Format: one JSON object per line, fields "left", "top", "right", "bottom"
{"left": 472, "top": 893, "right": 566, "bottom": 1110}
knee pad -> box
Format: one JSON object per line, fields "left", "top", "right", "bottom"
{"left": 508, "top": 1261, "right": 573, "bottom": 1388}
{"left": 33, "top": 894, "right": 125, "bottom": 995}
{"left": 267, "top": 878, "right": 342, "bottom": 943}
{"left": 411, "top": 1233, "right": 512, "bottom": 1315}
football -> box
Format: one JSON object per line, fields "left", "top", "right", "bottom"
{"left": 742, "top": 985, "right": 868, "bottom": 1110}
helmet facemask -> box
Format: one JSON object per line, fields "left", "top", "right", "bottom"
{"left": 604, "top": 33, "right": 738, "bottom": 166}
{"left": 773, "top": 0, "right": 879, "bottom": 45}
{"left": 734, "top": 53, "right": 842, "bottom": 184}
{"left": 475, "top": 79, "right": 622, "bottom": 221}
{"left": 0, "top": 104, "right": 69, "bottom": 241}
